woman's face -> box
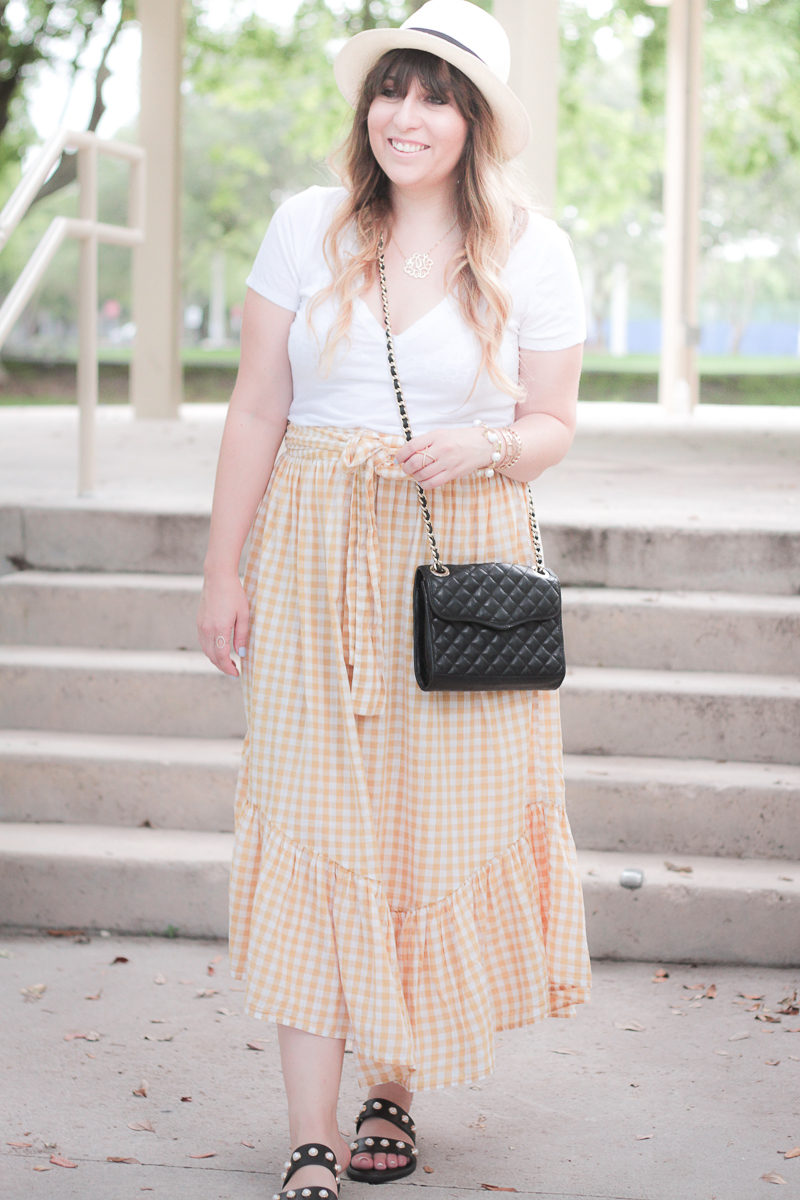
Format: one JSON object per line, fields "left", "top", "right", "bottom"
{"left": 367, "top": 73, "right": 469, "bottom": 195}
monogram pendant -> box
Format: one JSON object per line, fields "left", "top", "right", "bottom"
{"left": 404, "top": 252, "right": 434, "bottom": 279}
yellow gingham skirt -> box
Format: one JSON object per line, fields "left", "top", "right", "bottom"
{"left": 229, "top": 423, "right": 590, "bottom": 1091}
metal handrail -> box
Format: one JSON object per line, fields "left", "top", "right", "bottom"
{"left": 0, "top": 129, "right": 145, "bottom": 494}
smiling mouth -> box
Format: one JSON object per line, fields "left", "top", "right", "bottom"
{"left": 389, "top": 139, "right": 429, "bottom": 154}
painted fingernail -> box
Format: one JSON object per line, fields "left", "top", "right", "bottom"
{"left": 237, "top": 647, "right": 246, "bottom": 657}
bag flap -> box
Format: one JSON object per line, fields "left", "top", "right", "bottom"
{"left": 416, "top": 562, "right": 561, "bottom": 628}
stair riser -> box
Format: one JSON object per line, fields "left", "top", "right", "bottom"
{"left": 4, "top": 579, "right": 799, "bottom": 679}
{"left": 0, "top": 853, "right": 228, "bottom": 939}
{"left": 0, "top": 755, "right": 237, "bottom": 831}
{"left": 1, "top": 660, "right": 796, "bottom": 764}
{"left": 549, "top": 524, "right": 800, "bottom": 596}
{"left": 562, "top": 599, "right": 800, "bottom": 676}
{"left": 1, "top": 850, "right": 796, "bottom": 965}
{"left": 567, "top": 774, "right": 800, "bottom": 860}
{"left": 5, "top": 506, "right": 799, "bottom": 594}
{"left": 561, "top": 685, "right": 800, "bottom": 765}
{"left": 1, "top": 578, "right": 201, "bottom": 651}
{"left": 3, "top": 751, "right": 799, "bottom": 861}
{"left": 582, "top": 877, "right": 800, "bottom": 967}
{"left": 0, "top": 663, "right": 245, "bottom": 738}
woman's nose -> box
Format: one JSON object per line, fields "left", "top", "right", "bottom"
{"left": 395, "top": 93, "right": 423, "bottom": 129}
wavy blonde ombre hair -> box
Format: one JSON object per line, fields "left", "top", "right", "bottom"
{"left": 309, "top": 49, "right": 530, "bottom": 398}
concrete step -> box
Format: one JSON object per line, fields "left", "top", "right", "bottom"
{"left": 1, "top": 648, "right": 797, "bottom": 763}
{"left": 4, "top": 501, "right": 799, "bottom": 593}
{"left": 3, "top": 730, "right": 798, "bottom": 862}
{"left": 565, "top": 754, "right": 800, "bottom": 860}
{"left": 4, "top": 574, "right": 799, "bottom": 678}
{"left": 0, "top": 646, "right": 245, "bottom": 738}
{"left": 0, "top": 729, "right": 239, "bottom": 829}
{"left": 579, "top": 850, "right": 800, "bottom": 966}
{"left": 547, "top": 520, "right": 800, "bottom": 596}
{"left": 0, "top": 571, "right": 202, "bottom": 650}
{"left": 562, "top": 588, "right": 800, "bottom": 676}
{"left": 0, "top": 823, "right": 230, "bottom": 938}
{"left": 1, "top": 822, "right": 797, "bottom": 964}
{"left": 561, "top": 666, "right": 800, "bottom": 765}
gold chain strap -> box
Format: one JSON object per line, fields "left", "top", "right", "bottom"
{"left": 377, "top": 238, "right": 546, "bottom": 577}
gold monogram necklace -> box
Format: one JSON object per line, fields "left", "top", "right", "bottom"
{"left": 390, "top": 219, "right": 459, "bottom": 280}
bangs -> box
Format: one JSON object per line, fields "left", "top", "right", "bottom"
{"left": 369, "top": 49, "right": 466, "bottom": 109}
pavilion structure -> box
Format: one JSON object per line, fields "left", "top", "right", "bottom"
{"left": 131, "top": 0, "right": 702, "bottom": 418}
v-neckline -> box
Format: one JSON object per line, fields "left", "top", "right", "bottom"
{"left": 357, "top": 294, "right": 449, "bottom": 339}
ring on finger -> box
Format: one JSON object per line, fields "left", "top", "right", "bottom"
{"left": 420, "top": 450, "right": 434, "bottom": 467}
{"left": 215, "top": 635, "right": 227, "bottom": 649}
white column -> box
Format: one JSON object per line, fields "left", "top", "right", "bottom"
{"left": 131, "top": 0, "right": 183, "bottom": 418}
{"left": 658, "top": 0, "right": 703, "bottom": 411}
{"left": 493, "top": 0, "right": 559, "bottom": 211}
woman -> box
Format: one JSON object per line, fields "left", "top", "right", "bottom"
{"left": 198, "top": 1, "right": 590, "bottom": 1195}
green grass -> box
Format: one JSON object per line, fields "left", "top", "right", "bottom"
{"left": 1, "top": 351, "right": 798, "bottom": 407}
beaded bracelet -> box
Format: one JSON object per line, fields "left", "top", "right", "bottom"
{"left": 473, "top": 420, "right": 523, "bottom": 477}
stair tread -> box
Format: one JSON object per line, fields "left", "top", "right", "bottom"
{"left": 578, "top": 848, "right": 800, "bottom": 892}
{"left": 564, "top": 666, "right": 800, "bottom": 695}
{"left": 564, "top": 753, "right": 800, "bottom": 788}
{"left": 563, "top": 588, "right": 800, "bottom": 613}
{"left": 2, "top": 823, "right": 797, "bottom": 883}
{"left": 0, "top": 821, "right": 232, "bottom": 861}
{"left": 0, "top": 728, "right": 240, "bottom": 763}
{"left": 0, "top": 645, "right": 218, "bottom": 672}
{"left": 0, "top": 570, "right": 202, "bottom": 590}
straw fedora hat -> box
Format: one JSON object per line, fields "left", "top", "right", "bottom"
{"left": 334, "top": 0, "right": 531, "bottom": 161}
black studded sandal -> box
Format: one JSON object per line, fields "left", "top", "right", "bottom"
{"left": 345, "top": 1098, "right": 417, "bottom": 1185}
{"left": 273, "top": 1142, "right": 342, "bottom": 1200}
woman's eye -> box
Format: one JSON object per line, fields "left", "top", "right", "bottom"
{"left": 380, "top": 85, "right": 398, "bottom": 98}
{"left": 426, "top": 94, "right": 448, "bottom": 105}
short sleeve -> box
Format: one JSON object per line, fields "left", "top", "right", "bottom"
{"left": 245, "top": 196, "right": 303, "bottom": 311}
{"left": 511, "top": 215, "right": 586, "bottom": 352}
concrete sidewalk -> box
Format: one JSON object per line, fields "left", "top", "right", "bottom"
{"left": 1, "top": 400, "right": 799, "bottom": 529}
{"left": 2, "top": 933, "right": 799, "bottom": 1200}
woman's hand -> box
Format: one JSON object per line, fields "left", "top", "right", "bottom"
{"left": 197, "top": 571, "right": 250, "bottom": 677}
{"left": 395, "top": 424, "right": 491, "bottom": 488}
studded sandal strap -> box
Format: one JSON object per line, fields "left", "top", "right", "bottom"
{"left": 354, "top": 1098, "right": 416, "bottom": 1144}
{"left": 280, "top": 1143, "right": 341, "bottom": 1192}
{"left": 350, "top": 1133, "right": 417, "bottom": 1161}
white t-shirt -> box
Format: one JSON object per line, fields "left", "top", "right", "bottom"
{"left": 246, "top": 185, "right": 585, "bottom": 435}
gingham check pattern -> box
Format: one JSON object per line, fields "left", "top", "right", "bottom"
{"left": 229, "top": 424, "right": 591, "bottom": 1091}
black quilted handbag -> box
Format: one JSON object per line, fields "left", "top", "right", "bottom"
{"left": 378, "top": 244, "right": 566, "bottom": 693}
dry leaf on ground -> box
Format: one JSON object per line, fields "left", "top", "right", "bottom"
{"left": 481, "top": 1185, "right": 518, "bottom": 1192}
{"left": 153, "top": 973, "right": 167, "bottom": 985}
{"left": 615, "top": 1020, "right": 646, "bottom": 1032}
{"left": 32, "top": 1165, "right": 51, "bottom": 1171}
{"left": 132, "top": 1081, "right": 148, "bottom": 1097}
{"left": 423, "top": 1165, "right": 434, "bottom": 1173}
{"left": 128, "top": 1120, "right": 155, "bottom": 1133}
{"left": 110, "top": 956, "right": 129, "bottom": 965}
{"left": 652, "top": 968, "right": 669, "bottom": 982}
{"left": 761, "top": 1171, "right": 787, "bottom": 1184}
{"left": 207, "top": 954, "right": 223, "bottom": 975}
{"left": 782, "top": 1148, "right": 800, "bottom": 1159}
{"left": 64, "top": 1031, "right": 100, "bottom": 1042}
{"left": 195, "top": 988, "right": 218, "bottom": 999}
{"left": 21, "top": 984, "right": 46, "bottom": 1001}
{"left": 664, "top": 861, "right": 693, "bottom": 873}
{"left": 704, "top": 984, "right": 718, "bottom": 999}
{"left": 188, "top": 1152, "right": 217, "bottom": 1159}
{"left": 241, "top": 1141, "right": 255, "bottom": 1149}
{"left": 181, "top": 1096, "right": 192, "bottom": 1103}
{"left": 107, "top": 1156, "right": 139, "bottom": 1164}
{"left": 7, "top": 1140, "right": 32, "bottom": 1147}
{"left": 49, "top": 1155, "right": 77, "bottom": 1168}
{"left": 247, "top": 1040, "right": 266, "bottom": 1052}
